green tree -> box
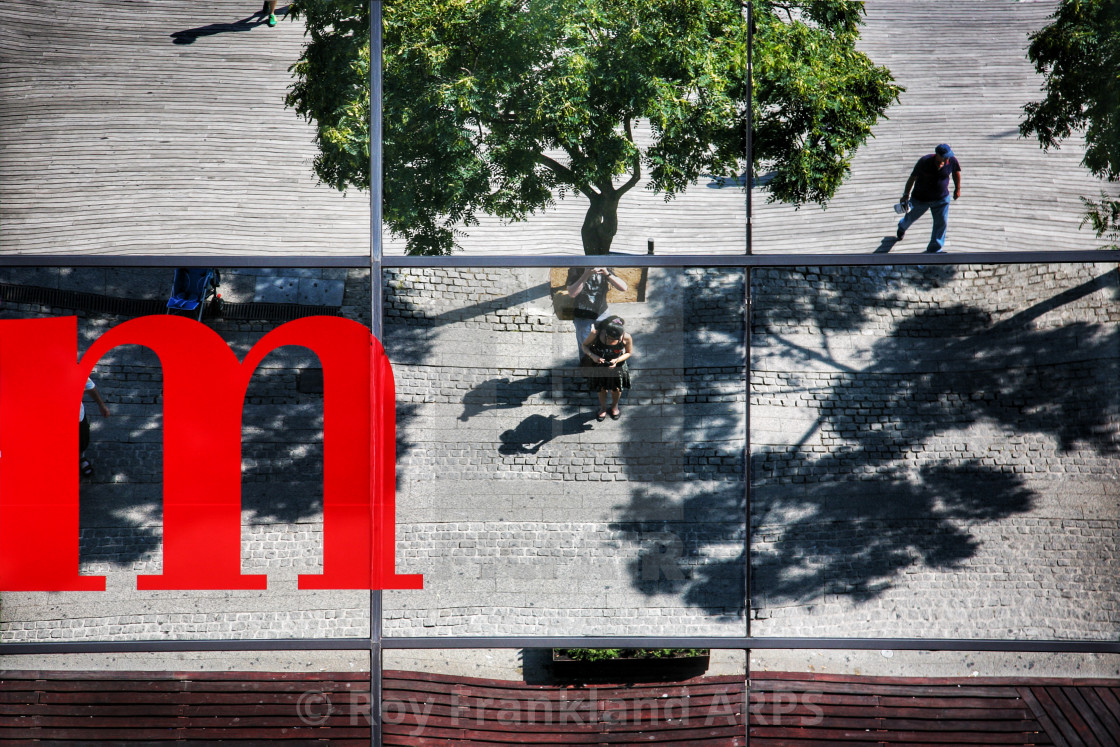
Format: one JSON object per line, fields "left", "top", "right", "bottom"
{"left": 288, "top": 0, "right": 901, "bottom": 255}
{"left": 1021, "top": 0, "right": 1120, "bottom": 242}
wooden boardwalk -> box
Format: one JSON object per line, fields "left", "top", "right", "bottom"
{"left": 0, "top": 0, "right": 1109, "bottom": 257}
{"left": 0, "top": 0, "right": 369, "bottom": 258}
{"left": 4, "top": 669, "right": 1119, "bottom": 744}
{"left": 750, "top": 0, "right": 1110, "bottom": 255}
{"left": 750, "top": 671, "right": 1120, "bottom": 746}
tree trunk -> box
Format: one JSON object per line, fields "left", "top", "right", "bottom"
{"left": 580, "top": 192, "right": 621, "bottom": 255}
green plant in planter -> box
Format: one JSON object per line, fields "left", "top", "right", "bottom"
{"left": 558, "top": 648, "right": 708, "bottom": 662}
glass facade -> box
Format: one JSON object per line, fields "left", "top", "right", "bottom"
{"left": 750, "top": 263, "right": 1120, "bottom": 641}
{"left": 3, "top": 2, "right": 1120, "bottom": 745}
{"left": 383, "top": 266, "right": 747, "bottom": 637}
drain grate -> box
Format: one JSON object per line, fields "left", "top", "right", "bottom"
{"left": 0, "top": 284, "right": 340, "bottom": 322}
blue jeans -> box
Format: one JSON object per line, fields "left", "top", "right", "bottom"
{"left": 899, "top": 196, "right": 950, "bottom": 252}
{"left": 574, "top": 312, "right": 610, "bottom": 354}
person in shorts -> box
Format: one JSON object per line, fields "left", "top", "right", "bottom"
{"left": 79, "top": 376, "right": 111, "bottom": 477}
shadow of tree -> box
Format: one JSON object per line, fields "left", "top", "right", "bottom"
{"left": 609, "top": 268, "right": 749, "bottom": 621}
{"left": 750, "top": 462, "right": 1036, "bottom": 606}
{"left": 610, "top": 264, "right": 1119, "bottom": 623}
{"left": 751, "top": 267, "right": 1118, "bottom": 611}
{"left": 73, "top": 338, "right": 335, "bottom": 565}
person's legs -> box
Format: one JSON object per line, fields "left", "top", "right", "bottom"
{"left": 898, "top": 200, "right": 931, "bottom": 237}
{"left": 596, "top": 389, "right": 608, "bottom": 419}
{"left": 266, "top": 0, "right": 278, "bottom": 26}
{"left": 925, "top": 197, "right": 951, "bottom": 252}
{"left": 574, "top": 317, "right": 593, "bottom": 354}
{"left": 609, "top": 388, "right": 621, "bottom": 417}
{"left": 79, "top": 415, "right": 92, "bottom": 475}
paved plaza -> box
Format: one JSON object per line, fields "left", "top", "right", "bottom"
{"left": 0, "top": 262, "right": 1116, "bottom": 653}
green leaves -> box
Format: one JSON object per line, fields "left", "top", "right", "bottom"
{"left": 752, "top": 3, "right": 900, "bottom": 206}
{"left": 1022, "top": 0, "right": 1120, "bottom": 241}
{"left": 287, "top": 0, "right": 899, "bottom": 254}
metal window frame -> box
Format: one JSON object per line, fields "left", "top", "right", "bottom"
{"left": 2, "top": 252, "right": 1118, "bottom": 735}
{"left": 3, "top": 1, "right": 1120, "bottom": 744}
{"left": 2, "top": 249, "right": 1112, "bottom": 268}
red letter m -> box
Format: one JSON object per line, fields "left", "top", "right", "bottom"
{"left": 0, "top": 315, "right": 422, "bottom": 591}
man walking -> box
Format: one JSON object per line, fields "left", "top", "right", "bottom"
{"left": 897, "top": 144, "right": 961, "bottom": 254}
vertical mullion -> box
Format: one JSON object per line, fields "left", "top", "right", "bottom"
{"left": 743, "top": 268, "right": 753, "bottom": 746}
{"left": 745, "top": 0, "right": 753, "bottom": 256}
{"left": 370, "top": 1, "right": 384, "bottom": 746}
{"left": 744, "top": 266, "right": 752, "bottom": 646}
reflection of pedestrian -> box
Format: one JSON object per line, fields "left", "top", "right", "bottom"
{"left": 261, "top": 0, "right": 278, "bottom": 26}
{"left": 567, "top": 267, "right": 627, "bottom": 353}
{"left": 580, "top": 316, "right": 632, "bottom": 422}
{"left": 897, "top": 144, "right": 961, "bottom": 254}
{"left": 79, "top": 377, "right": 111, "bottom": 477}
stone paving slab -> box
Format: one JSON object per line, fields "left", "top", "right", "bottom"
{"left": 381, "top": 263, "right": 1118, "bottom": 642}
{"left": 0, "top": 271, "right": 370, "bottom": 646}
{"left": 1, "top": 262, "right": 1117, "bottom": 662}
{"left": 396, "top": 480, "right": 741, "bottom": 524}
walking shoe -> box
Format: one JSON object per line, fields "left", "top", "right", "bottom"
{"left": 924, "top": 247, "right": 947, "bottom": 254}
{"left": 896, "top": 226, "right": 905, "bottom": 240}
{"left": 268, "top": 12, "right": 277, "bottom": 26}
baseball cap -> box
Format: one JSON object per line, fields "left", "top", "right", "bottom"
{"left": 935, "top": 143, "right": 954, "bottom": 158}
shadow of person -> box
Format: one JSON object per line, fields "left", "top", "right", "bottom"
{"left": 171, "top": 8, "right": 287, "bottom": 44}
{"left": 498, "top": 412, "right": 595, "bottom": 455}
{"left": 874, "top": 236, "right": 898, "bottom": 253}
{"left": 460, "top": 375, "right": 552, "bottom": 422}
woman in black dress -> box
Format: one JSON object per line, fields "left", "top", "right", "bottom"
{"left": 580, "top": 316, "right": 633, "bottom": 421}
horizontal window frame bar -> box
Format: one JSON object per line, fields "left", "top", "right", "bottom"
{"left": 3, "top": 637, "right": 1118, "bottom": 655}
{"left": 382, "top": 250, "right": 1120, "bottom": 268}
{"left": 0, "top": 250, "right": 1116, "bottom": 269}
{"left": 0, "top": 256, "right": 372, "bottom": 268}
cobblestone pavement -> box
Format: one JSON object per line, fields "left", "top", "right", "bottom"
{"left": 2, "top": 0, "right": 1119, "bottom": 669}
{"left": 0, "top": 267, "right": 373, "bottom": 643}
{"left": 382, "top": 267, "right": 747, "bottom": 636}
{"left": 0, "top": 262, "right": 1117, "bottom": 652}
{"left": 750, "top": 263, "right": 1120, "bottom": 639}
{"left": 381, "top": 263, "right": 1118, "bottom": 640}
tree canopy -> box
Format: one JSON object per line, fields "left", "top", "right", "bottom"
{"left": 288, "top": 0, "right": 901, "bottom": 255}
{"left": 1021, "top": 0, "right": 1120, "bottom": 240}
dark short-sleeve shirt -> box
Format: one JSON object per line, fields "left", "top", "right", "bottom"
{"left": 910, "top": 154, "right": 961, "bottom": 201}
{"left": 566, "top": 268, "right": 610, "bottom": 320}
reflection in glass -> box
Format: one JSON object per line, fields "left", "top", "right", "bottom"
{"left": 750, "top": 263, "right": 1120, "bottom": 640}
{"left": 383, "top": 266, "right": 747, "bottom": 636}
{"left": 379, "top": 3, "right": 749, "bottom": 257}
{"left": 0, "top": 266, "right": 371, "bottom": 642}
